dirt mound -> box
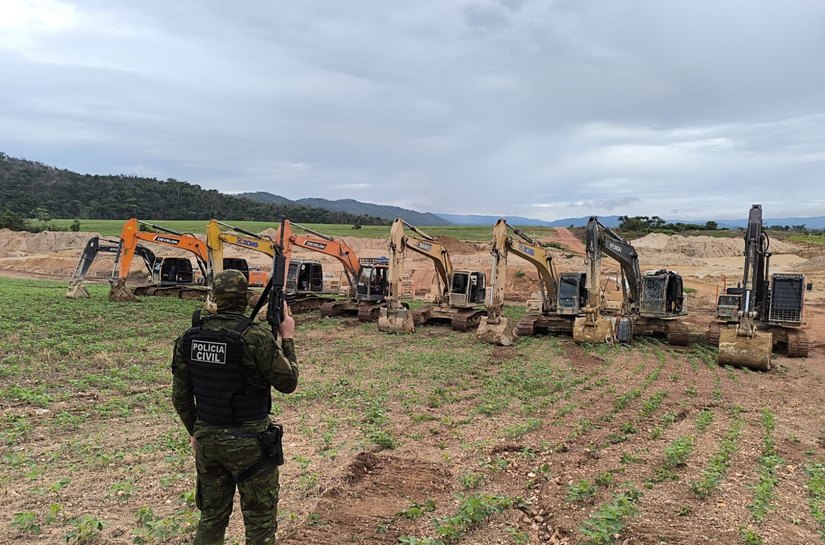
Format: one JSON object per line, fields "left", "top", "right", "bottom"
{"left": 0, "top": 229, "right": 99, "bottom": 254}
{"left": 794, "top": 255, "right": 825, "bottom": 272}
{"left": 437, "top": 235, "right": 478, "bottom": 255}
{"left": 633, "top": 233, "right": 797, "bottom": 258}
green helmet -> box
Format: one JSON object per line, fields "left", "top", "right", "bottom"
{"left": 212, "top": 269, "right": 248, "bottom": 312}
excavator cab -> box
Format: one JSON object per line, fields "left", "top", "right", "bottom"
{"left": 557, "top": 272, "right": 587, "bottom": 316}
{"left": 640, "top": 269, "right": 686, "bottom": 318}
{"left": 716, "top": 289, "right": 743, "bottom": 321}
{"left": 449, "top": 271, "right": 486, "bottom": 307}
{"left": 286, "top": 260, "right": 324, "bottom": 295}
{"left": 356, "top": 259, "right": 389, "bottom": 303}
{"left": 222, "top": 258, "right": 250, "bottom": 281}
{"left": 153, "top": 258, "right": 195, "bottom": 286}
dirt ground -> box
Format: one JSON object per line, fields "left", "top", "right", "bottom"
{"left": 1, "top": 227, "right": 824, "bottom": 544}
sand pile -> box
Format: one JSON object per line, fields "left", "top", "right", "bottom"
{"left": 0, "top": 229, "right": 102, "bottom": 256}
{"left": 794, "top": 255, "right": 825, "bottom": 273}
{"left": 633, "top": 233, "right": 797, "bottom": 258}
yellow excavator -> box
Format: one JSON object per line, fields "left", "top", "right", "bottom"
{"left": 206, "top": 219, "right": 331, "bottom": 313}
{"left": 377, "top": 218, "right": 416, "bottom": 333}
{"left": 712, "top": 204, "right": 808, "bottom": 369}
{"left": 475, "top": 219, "right": 518, "bottom": 346}
{"left": 573, "top": 217, "right": 689, "bottom": 345}
{"left": 475, "top": 219, "right": 589, "bottom": 338}
{"left": 383, "top": 219, "right": 488, "bottom": 330}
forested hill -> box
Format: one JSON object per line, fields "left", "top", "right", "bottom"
{"left": 0, "top": 153, "right": 387, "bottom": 224}
{"left": 242, "top": 192, "right": 450, "bottom": 226}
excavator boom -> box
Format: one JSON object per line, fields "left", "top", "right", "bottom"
{"left": 476, "top": 219, "right": 517, "bottom": 345}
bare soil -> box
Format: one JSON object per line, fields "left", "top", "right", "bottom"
{"left": 1, "top": 228, "right": 823, "bottom": 545}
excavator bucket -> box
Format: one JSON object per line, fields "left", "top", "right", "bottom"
{"left": 377, "top": 307, "right": 415, "bottom": 333}
{"left": 108, "top": 280, "right": 139, "bottom": 302}
{"left": 717, "top": 327, "right": 772, "bottom": 370}
{"left": 66, "top": 283, "right": 90, "bottom": 299}
{"left": 476, "top": 316, "right": 516, "bottom": 346}
{"left": 572, "top": 315, "right": 615, "bottom": 344}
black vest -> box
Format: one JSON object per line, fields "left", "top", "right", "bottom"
{"left": 182, "top": 315, "right": 271, "bottom": 426}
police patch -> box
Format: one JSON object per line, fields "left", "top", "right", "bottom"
{"left": 191, "top": 340, "right": 228, "bottom": 364}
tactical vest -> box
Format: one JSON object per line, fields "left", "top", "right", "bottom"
{"left": 182, "top": 315, "right": 271, "bottom": 426}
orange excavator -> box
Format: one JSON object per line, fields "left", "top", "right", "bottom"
{"left": 107, "top": 218, "right": 213, "bottom": 301}
{"left": 283, "top": 220, "right": 388, "bottom": 320}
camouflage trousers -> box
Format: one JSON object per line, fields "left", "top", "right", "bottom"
{"left": 194, "top": 433, "right": 280, "bottom": 545}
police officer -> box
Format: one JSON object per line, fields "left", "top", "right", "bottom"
{"left": 172, "top": 269, "right": 298, "bottom": 545}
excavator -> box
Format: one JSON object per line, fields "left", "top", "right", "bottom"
{"left": 66, "top": 236, "right": 156, "bottom": 298}
{"left": 107, "top": 218, "right": 214, "bottom": 302}
{"left": 283, "top": 221, "right": 388, "bottom": 321}
{"left": 382, "top": 219, "right": 487, "bottom": 330}
{"left": 377, "top": 218, "right": 416, "bottom": 333}
{"left": 206, "top": 219, "right": 329, "bottom": 313}
{"left": 711, "top": 204, "right": 808, "bottom": 369}
{"left": 573, "top": 217, "right": 689, "bottom": 345}
{"left": 476, "top": 219, "right": 589, "bottom": 338}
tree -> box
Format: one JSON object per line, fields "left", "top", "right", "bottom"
{"left": 705, "top": 220, "right": 718, "bottom": 230}
{"left": 70, "top": 219, "right": 81, "bottom": 232}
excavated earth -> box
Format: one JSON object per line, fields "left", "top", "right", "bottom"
{"left": 1, "top": 227, "right": 824, "bottom": 545}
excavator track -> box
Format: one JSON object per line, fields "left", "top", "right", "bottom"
{"left": 450, "top": 309, "right": 485, "bottom": 332}
{"left": 516, "top": 315, "right": 541, "bottom": 337}
{"left": 357, "top": 305, "right": 382, "bottom": 322}
{"left": 665, "top": 322, "right": 691, "bottom": 346}
{"left": 786, "top": 331, "right": 809, "bottom": 358}
{"left": 707, "top": 322, "right": 722, "bottom": 346}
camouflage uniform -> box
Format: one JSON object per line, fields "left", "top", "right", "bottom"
{"left": 172, "top": 270, "right": 299, "bottom": 545}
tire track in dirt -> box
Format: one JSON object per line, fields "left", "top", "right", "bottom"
{"left": 553, "top": 227, "right": 585, "bottom": 256}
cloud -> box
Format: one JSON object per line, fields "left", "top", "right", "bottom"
{"left": 1, "top": 0, "right": 824, "bottom": 220}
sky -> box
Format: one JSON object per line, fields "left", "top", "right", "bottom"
{"left": 1, "top": 0, "right": 824, "bottom": 221}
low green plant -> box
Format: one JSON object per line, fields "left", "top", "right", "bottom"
{"left": 690, "top": 418, "right": 743, "bottom": 499}
{"left": 804, "top": 462, "right": 825, "bottom": 538}
{"left": 399, "top": 494, "right": 513, "bottom": 544}
{"left": 579, "top": 486, "right": 642, "bottom": 544}
{"left": 399, "top": 499, "right": 437, "bottom": 520}
{"left": 739, "top": 526, "right": 764, "bottom": 545}
{"left": 696, "top": 409, "right": 714, "bottom": 431}
{"left": 747, "top": 410, "right": 783, "bottom": 522}
{"left": 11, "top": 511, "right": 40, "bottom": 534}
{"left": 567, "top": 479, "right": 597, "bottom": 502}
{"left": 64, "top": 514, "right": 104, "bottom": 544}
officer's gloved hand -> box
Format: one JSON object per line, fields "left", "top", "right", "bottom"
{"left": 279, "top": 302, "right": 295, "bottom": 340}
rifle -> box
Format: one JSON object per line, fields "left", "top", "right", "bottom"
{"left": 249, "top": 217, "right": 289, "bottom": 335}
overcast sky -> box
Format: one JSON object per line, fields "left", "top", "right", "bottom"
{"left": 2, "top": 0, "right": 824, "bottom": 221}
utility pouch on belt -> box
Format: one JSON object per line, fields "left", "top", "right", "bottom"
{"left": 260, "top": 423, "right": 284, "bottom": 466}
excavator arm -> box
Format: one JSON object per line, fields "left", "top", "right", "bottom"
{"left": 66, "top": 237, "right": 156, "bottom": 298}
{"left": 377, "top": 218, "right": 414, "bottom": 333}
{"left": 502, "top": 222, "right": 559, "bottom": 314}
{"left": 587, "top": 218, "right": 641, "bottom": 313}
{"left": 476, "top": 218, "right": 517, "bottom": 345}
{"left": 398, "top": 220, "right": 453, "bottom": 304}
{"left": 205, "top": 219, "right": 275, "bottom": 282}
{"left": 285, "top": 220, "right": 362, "bottom": 292}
